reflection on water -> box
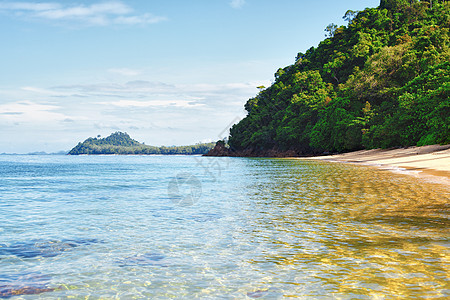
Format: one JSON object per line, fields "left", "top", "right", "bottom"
{"left": 238, "top": 159, "right": 449, "bottom": 298}
{"left": 0, "top": 155, "right": 448, "bottom": 298}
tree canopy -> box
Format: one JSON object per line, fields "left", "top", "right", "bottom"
{"left": 68, "top": 132, "right": 215, "bottom": 155}
{"left": 228, "top": 0, "right": 449, "bottom": 156}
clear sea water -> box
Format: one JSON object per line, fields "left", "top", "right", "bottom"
{"left": 0, "top": 155, "right": 448, "bottom": 299}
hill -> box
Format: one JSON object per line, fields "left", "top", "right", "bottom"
{"left": 68, "top": 132, "right": 215, "bottom": 155}
{"left": 223, "top": 0, "right": 449, "bottom": 157}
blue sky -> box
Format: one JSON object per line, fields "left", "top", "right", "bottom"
{"left": 0, "top": 0, "right": 379, "bottom": 153}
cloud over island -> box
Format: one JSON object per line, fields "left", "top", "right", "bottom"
{"left": 0, "top": 76, "right": 270, "bottom": 152}
{"left": 0, "top": 1, "right": 167, "bottom": 26}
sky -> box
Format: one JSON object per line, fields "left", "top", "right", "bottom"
{"left": 0, "top": 0, "right": 379, "bottom": 153}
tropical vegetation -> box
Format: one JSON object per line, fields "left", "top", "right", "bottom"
{"left": 228, "top": 0, "right": 449, "bottom": 155}
{"left": 68, "top": 132, "right": 215, "bottom": 155}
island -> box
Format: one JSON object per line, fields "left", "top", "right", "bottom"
{"left": 68, "top": 132, "right": 215, "bottom": 155}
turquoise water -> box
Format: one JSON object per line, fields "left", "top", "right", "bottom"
{"left": 0, "top": 155, "right": 448, "bottom": 299}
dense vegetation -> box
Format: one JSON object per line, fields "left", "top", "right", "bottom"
{"left": 68, "top": 132, "right": 215, "bottom": 155}
{"left": 228, "top": 0, "right": 449, "bottom": 155}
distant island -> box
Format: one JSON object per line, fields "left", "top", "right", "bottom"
{"left": 68, "top": 132, "right": 215, "bottom": 155}
{"left": 207, "top": 0, "right": 450, "bottom": 157}
{"left": 0, "top": 151, "right": 68, "bottom": 155}
{"left": 27, "top": 151, "right": 68, "bottom": 155}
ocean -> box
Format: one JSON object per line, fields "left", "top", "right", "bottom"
{"left": 0, "top": 155, "right": 448, "bottom": 299}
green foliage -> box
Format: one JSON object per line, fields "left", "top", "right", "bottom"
{"left": 68, "top": 132, "right": 215, "bottom": 155}
{"left": 324, "top": 23, "right": 338, "bottom": 37}
{"left": 343, "top": 10, "right": 359, "bottom": 25}
{"left": 229, "top": 0, "right": 450, "bottom": 154}
{"left": 365, "top": 62, "right": 450, "bottom": 147}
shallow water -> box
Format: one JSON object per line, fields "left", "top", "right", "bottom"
{"left": 0, "top": 155, "right": 448, "bottom": 299}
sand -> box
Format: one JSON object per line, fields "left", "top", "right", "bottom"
{"left": 295, "top": 144, "right": 450, "bottom": 181}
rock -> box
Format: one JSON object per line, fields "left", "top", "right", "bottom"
{"left": 0, "top": 286, "right": 55, "bottom": 298}
{"left": 203, "top": 141, "right": 231, "bottom": 156}
{"left": 0, "top": 272, "right": 55, "bottom": 298}
{"left": 247, "top": 288, "right": 270, "bottom": 298}
{"left": 0, "top": 238, "right": 100, "bottom": 258}
{"left": 204, "top": 141, "right": 312, "bottom": 158}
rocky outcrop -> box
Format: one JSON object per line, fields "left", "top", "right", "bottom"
{"left": 203, "top": 141, "right": 231, "bottom": 156}
{"left": 203, "top": 141, "right": 324, "bottom": 157}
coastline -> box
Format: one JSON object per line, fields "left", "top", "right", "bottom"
{"left": 291, "top": 144, "right": 450, "bottom": 183}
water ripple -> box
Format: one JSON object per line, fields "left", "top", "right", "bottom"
{"left": 0, "top": 155, "right": 448, "bottom": 298}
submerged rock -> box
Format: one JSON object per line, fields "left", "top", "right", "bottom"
{"left": 0, "top": 272, "right": 55, "bottom": 298}
{"left": 176, "top": 212, "right": 223, "bottom": 223}
{"left": 0, "top": 286, "right": 55, "bottom": 298}
{"left": 0, "top": 238, "right": 100, "bottom": 258}
{"left": 246, "top": 289, "right": 270, "bottom": 298}
{"left": 246, "top": 288, "right": 282, "bottom": 299}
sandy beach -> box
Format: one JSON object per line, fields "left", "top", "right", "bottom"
{"left": 295, "top": 144, "right": 450, "bottom": 181}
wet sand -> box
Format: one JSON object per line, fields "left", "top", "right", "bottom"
{"left": 294, "top": 144, "right": 450, "bottom": 182}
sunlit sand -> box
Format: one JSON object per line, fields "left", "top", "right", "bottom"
{"left": 295, "top": 145, "right": 450, "bottom": 181}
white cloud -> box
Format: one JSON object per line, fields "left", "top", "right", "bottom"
{"left": 114, "top": 13, "right": 167, "bottom": 25}
{"left": 0, "top": 101, "right": 68, "bottom": 122}
{"left": 51, "top": 79, "right": 269, "bottom": 108}
{"left": 230, "top": 0, "right": 246, "bottom": 9}
{"left": 0, "top": 2, "right": 60, "bottom": 11}
{"left": 53, "top": 80, "right": 175, "bottom": 94}
{"left": 35, "top": 2, "right": 130, "bottom": 19}
{"left": 21, "top": 86, "right": 60, "bottom": 95}
{"left": 0, "top": 77, "right": 268, "bottom": 152}
{"left": 54, "top": 80, "right": 266, "bottom": 94}
{"left": 108, "top": 68, "right": 141, "bottom": 76}
{"left": 101, "top": 99, "right": 204, "bottom": 108}
{"left": 0, "top": 1, "right": 166, "bottom": 27}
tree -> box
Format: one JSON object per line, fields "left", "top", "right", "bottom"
{"left": 379, "top": 0, "right": 410, "bottom": 10}
{"left": 227, "top": 0, "right": 450, "bottom": 155}
{"left": 324, "top": 23, "right": 338, "bottom": 37}
{"left": 343, "top": 10, "right": 358, "bottom": 24}
{"left": 68, "top": 132, "right": 216, "bottom": 155}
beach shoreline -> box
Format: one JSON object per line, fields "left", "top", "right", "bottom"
{"left": 291, "top": 144, "right": 450, "bottom": 183}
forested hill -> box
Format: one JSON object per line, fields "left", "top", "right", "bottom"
{"left": 226, "top": 0, "right": 449, "bottom": 157}
{"left": 68, "top": 132, "right": 215, "bottom": 155}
